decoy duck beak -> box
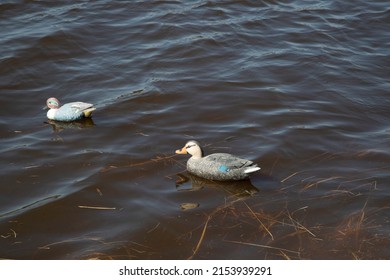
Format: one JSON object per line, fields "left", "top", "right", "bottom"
{"left": 175, "top": 146, "right": 187, "bottom": 154}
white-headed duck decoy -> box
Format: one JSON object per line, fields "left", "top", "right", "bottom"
{"left": 175, "top": 140, "right": 260, "bottom": 181}
{"left": 45, "top": 97, "right": 96, "bottom": 122}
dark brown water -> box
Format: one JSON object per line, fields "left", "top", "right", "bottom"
{"left": 0, "top": 0, "right": 389, "bottom": 260}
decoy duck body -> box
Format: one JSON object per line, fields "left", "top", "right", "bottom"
{"left": 175, "top": 140, "right": 260, "bottom": 181}
{"left": 46, "top": 97, "right": 96, "bottom": 122}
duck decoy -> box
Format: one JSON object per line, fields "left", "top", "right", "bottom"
{"left": 45, "top": 97, "right": 96, "bottom": 122}
{"left": 175, "top": 140, "right": 260, "bottom": 181}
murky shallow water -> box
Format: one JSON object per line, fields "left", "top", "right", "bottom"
{"left": 0, "top": 0, "right": 389, "bottom": 259}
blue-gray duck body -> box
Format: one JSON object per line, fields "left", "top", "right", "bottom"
{"left": 176, "top": 140, "right": 260, "bottom": 181}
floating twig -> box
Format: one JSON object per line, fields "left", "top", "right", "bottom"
{"left": 225, "top": 239, "right": 300, "bottom": 255}
{"left": 78, "top": 205, "right": 116, "bottom": 210}
{"left": 147, "top": 223, "right": 161, "bottom": 234}
{"left": 281, "top": 171, "right": 302, "bottom": 183}
{"left": 188, "top": 216, "right": 211, "bottom": 260}
{"left": 39, "top": 236, "right": 104, "bottom": 250}
{"left": 303, "top": 176, "right": 341, "bottom": 190}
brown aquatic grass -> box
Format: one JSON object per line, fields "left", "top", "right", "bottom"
{"left": 185, "top": 200, "right": 306, "bottom": 259}
{"left": 184, "top": 192, "right": 386, "bottom": 260}
{"left": 183, "top": 149, "right": 388, "bottom": 260}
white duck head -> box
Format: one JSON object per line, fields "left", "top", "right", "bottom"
{"left": 175, "top": 140, "right": 204, "bottom": 159}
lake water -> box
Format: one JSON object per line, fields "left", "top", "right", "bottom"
{"left": 0, "top": 0, "right": 389, "bottom": 259}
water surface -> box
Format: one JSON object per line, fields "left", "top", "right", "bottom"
{"left": 0, "top": 0, "right": 389, "bottom": 259}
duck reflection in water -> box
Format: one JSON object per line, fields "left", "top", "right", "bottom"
{"left": 45, "top": 118, "right": 95, "bottom": 132}
{"left": 175, "top": 172, "right": 259, "bottom": 198}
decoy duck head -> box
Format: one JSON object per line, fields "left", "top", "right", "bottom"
{"left": 46, "top": 97, "right": 60, "bottom": 109}
{"left": 176, "top": 140, "right": 204, "bottom": 159}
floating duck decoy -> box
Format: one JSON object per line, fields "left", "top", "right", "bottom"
{"left": 45, "top": 97, "right": 96, "bottom": 122}
{"left": 175, "top": 140, "right": 260, "bottom": 181}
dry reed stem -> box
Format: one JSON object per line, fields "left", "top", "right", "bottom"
{"left": 303, "top": 176, "right": 342, "bottom": 190}
{"left": 278, "top": 250, "right": 292, "bottom": 260}
{"left": 281, "top": 171, "right": 302, "bottom": 183}
{"left": 328, "top": 189, "right": 359, "bottom": 196}
{"left": 244, "top": 202, "right": 274, "bottom": 240}
{"left": 225, "top": 239, "right": 300, "bottom": 256}
{"left": 187, "top": 215, "right": 211, "bottom": 260}
{"left": 1, "top": 229, "right": 17, "bottom": 239}
{"left": 286, "top": 210, "right": 316, "bottom": 237}
{"left": 38, "top": 236, "right": 104, "bottom": 250}
{"left": 147, "top": 222, "right": 161, "bottom": 234}
{"left": 351, "top": 252, "right": 360, "bottom": 260}
{"left": 78, "top": 205, "right": 116, "bottom": 210}
{"left": 128, "top": 241, "right": 154, "bottom": 252}
{"left": 96, "top": 188, "right": 103, "bottom": 196}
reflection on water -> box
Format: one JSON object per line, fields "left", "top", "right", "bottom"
{"left": 45, "top": 118, "right": 95, "bottom": 132}
{"left": 176, "top": 173, "right": 259, "bottom": 198}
